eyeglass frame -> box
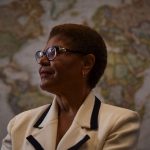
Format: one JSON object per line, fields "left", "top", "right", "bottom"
{"left": 35, "top": 45, "right": 89, "bottom": 63}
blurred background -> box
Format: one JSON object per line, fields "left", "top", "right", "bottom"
{"left": 0, "top": 0, "right": 149, "bottom": 149}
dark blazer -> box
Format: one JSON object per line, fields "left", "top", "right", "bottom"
{"left": 1, "top": 92, "right": 140, "bottom": 150}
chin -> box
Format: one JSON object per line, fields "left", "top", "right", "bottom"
{"left": 40, "top": 81, "right": 51, "bottom": 90}
{"left": 40, "top": 84, "right": 47, "bottom": 91}
{"left": 40, "top": 81, "right": 58, "bottom": 94}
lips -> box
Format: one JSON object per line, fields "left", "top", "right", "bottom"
{"left": 39, "top": 67, "right": 55, "bottom": 78}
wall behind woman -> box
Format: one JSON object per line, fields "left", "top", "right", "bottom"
{"left": 0, "top": 0, "right": 149, "bottom": 149}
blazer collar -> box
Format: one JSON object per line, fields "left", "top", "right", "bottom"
{"left": 73, "top": 92, "right": 101, "bottom": 130}
{"left": 33, "top": 97, "right": 58, "bottom": 129}
{"left": 26, "top": 92, "right": 101, "bottom": 150}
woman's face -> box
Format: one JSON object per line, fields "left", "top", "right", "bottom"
{"left": 39, "top": 35, "right": 85, "bottom": 94}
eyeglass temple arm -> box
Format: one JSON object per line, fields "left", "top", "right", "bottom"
{"left": 60, "top": 47, "right": 88, "bottom": 55}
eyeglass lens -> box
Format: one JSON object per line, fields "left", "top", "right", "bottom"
{"left": 35, "top": 47, "right": 57, "bottom": 63}
{"left": 46, "top": 47, "right": 57, "bottom": 60}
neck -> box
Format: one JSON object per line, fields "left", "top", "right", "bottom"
{"left": 56, "top": 86, "right": 91, "bottom": 116}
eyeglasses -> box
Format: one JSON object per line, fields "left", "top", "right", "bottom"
{"left": 35, "top": 45, "right": 87, "bottom": 63}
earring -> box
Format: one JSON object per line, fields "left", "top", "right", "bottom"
{"left": 82, "top": 71, "right": 86, "bottom": 78}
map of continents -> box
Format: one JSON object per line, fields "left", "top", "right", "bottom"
{"left": 0, "top": 0, "right": 150, "bottom": 149}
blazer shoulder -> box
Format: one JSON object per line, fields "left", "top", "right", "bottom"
{"left": 99, "top": 102, "right": 140, "bottom": 128}
{"left": 8, "top": 104, "right": 51, "bottom": 130}
{"left": 101, "top": 102, "right": 139, "bottom": 118}
{"left": 16, "top": 104, "right": 50, "bottom": 119}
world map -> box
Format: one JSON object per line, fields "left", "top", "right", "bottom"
{"left": 0, "top": 0, "right": 149, "bottom": 149}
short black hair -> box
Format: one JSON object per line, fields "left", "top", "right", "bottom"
{"left": 49, "top": 23, "right": 107, "bottom": 88}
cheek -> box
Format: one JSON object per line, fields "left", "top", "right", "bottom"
{"left": 53, "top": 58, "right": 83, "bottom": 79}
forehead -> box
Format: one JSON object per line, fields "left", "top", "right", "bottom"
{"left": 46, "top": 35, "right": 72, "bottom": 48}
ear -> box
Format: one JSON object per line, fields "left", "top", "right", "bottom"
{"left": 82, "top": 54, "right": 95, "bottom": 78}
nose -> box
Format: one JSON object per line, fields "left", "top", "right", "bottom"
{"left": 39, "top": 55, "right": 50, "bottom": 66}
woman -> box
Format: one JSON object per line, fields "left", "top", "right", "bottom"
{"left": 2, "top": 24, "right": 140, "bottom": 150}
